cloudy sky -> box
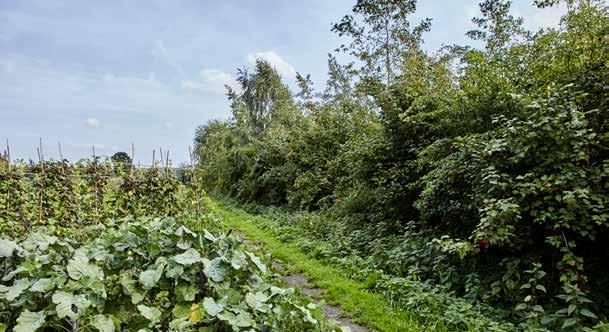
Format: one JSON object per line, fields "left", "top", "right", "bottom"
{"left": 0, "top": 0, "right": 567, "bottom": 164}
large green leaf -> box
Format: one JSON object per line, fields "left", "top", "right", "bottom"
{"left": 174, "top": 248, "right": 202, "bottom": 266}
{"left": 139, "top": 264, "right": 164, "bottom": 289}
{"left": 232, "top": 311, "right": 254, "bottom": 327}
{"left": 175, "top": 225, "right": 196, "bottom": 237}
{"left": 217, "top": 310, "right": 253, "bottom": 328}
{"left": 120, "top": 273, "right": 145, "bottom": 304}
{"left": 5, "top": 278, "right": 31, "bottom": 301}
{"left": 30, "top": 278, "right": 54, "bottom": 293}
{"left": 246, "top": 252, "right": 267, "bottom": 273}
{"left": 203, "top": 230, "right": 217, "bottom": 242}
{"left": 52, "top": 291, "right": 75, "bottom": 319}
{"left": 202, "top": 297, "right": 224, "bottom": 316}
{"left": 245, "top": 292, "right": 270, "bottom": 312}
{"left": 29, "top": 233, "right": 57, "bottom": 251}
{"left": 171, "top": 304, "right": 191, "bottom": 320}
{"left": 91, "top": 314, "right": 115, "bottom": 332}
{"left": 168, "top": 318, "right": 194, "bottom": 331}
{"left": 230, "top": 250, "right": 247, "bottom": 270}
{"left": 0, "top": 239, "right": 17, "bottom": 257}
{"left": 52, "top": 291, "right": 90, "bottom": 319}
{"left": 165, "top": 263, "right": 184, "bottom": 280}
{"left": 204, "top": 257, "right": 227, "bottom": 282}
{"left": 67, "top": 252, "right": 103, "bottom": 281}
{"left": 14, "top": 310, "right": 46, "bottom": 332}
{"left": 176, "top": 283, "right": 198, "bottom": 302}
{"left": 137, "top": 304, "right": 162, "bottom": 326}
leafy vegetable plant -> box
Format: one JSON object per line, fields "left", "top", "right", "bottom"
{"left": 0, "top": 215, "right": 330, "bottom": 331}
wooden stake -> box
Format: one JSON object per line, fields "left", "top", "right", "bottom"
{"left": 6, "top": 139, "right": 10, "bottom": 173}
{"left": 39, "top": 138, "right": 44, "bottom": 163}
{"left": 36, "top": 146, "right": 44, "bottom": 225}
{"left": 130, "top": 143, "right": 135, "bottom": 176}
{"left": 58, "top": 142, "right": 66, "bottom": 176}
{"left": 5, "top": 139, "right": 11, "bottom": 215}
{"left": 58, "top": 142, "right": 63, "bottom": 161}
{"left": 188, "top": 145, "right": 201, "bottom": 214}
{"left": 91, "top": 146, "right": 99, "bottom": 222}
{"left": 159, "top": 147, "right": 164, "bottom": 166}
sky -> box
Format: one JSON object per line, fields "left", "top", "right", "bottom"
{"left": 0, "top": 0, "right": 568, "bottom": 164}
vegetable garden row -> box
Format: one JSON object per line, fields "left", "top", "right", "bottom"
{"left": 0, "top": 153, "right": 190, "bottom": 232}
{"left": 0, "top": 155, "right": 338, "bottom": 331}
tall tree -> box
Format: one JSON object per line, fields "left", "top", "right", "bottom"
{"left": 228, "top": 59, "right": 294, "bottom": 137}
{"left": 466, "top": 0, "right": 527, "bottom": 55}
{"left": 295, "top": 72, "right": 316, "bottom": 113}
{"left": 332, "top": 0, "right": 431, "bottom": 87}
{"left": 111, "top": 152, "right": 132, "bottom": 165}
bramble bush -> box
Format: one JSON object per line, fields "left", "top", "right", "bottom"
{"left": 194, "top": 0, "right": 609, "bottom": 329}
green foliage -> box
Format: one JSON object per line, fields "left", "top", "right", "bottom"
{"left": 194, "top": 0, "right": 609, "bottom": 329}
{"left": 0, "top": 157, "right": 193, "bottom": 233}
{"left": 212, "top": 198, "right": 514, "bottom": 331}
{"left": 0, "top": 215, "right": 330, "bottom": 331}
{"left": 332, "top": 0, "right": 430, "bottom": 86}
{"left": 110, "top": 152, "right": 132, "bottom": 165}
{"left": 0, "top": 158, "right": 27, "bottom": 233}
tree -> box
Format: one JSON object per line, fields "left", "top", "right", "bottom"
{"left": 295, "top": 72, "right": 316, "bottom": 113}
{"left": 332, "top": 0, "right": 431, "bottom": 87}
{"left": 228, "top": 59, "right": 294, "bottom": 137}
{"left": 466, "top": 0, "right": 527, "bottom": 55}
{"left": 111, "top": 152, "right": 132, "bottom": 165}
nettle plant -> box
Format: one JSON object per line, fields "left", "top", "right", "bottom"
{"left": 0, "top": 215, "right": 326, "bottom": 331}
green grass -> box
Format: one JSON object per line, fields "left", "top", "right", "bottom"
{"left": 207, "top": 198, "right": 442, "bottom": 332}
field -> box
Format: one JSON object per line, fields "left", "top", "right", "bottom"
{"left": 0, "top": 157, "right": 343, "bottom": 331}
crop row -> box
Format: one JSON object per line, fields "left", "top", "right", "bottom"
{"left": 0, "top": 155, "right": 200, "bottom": 234}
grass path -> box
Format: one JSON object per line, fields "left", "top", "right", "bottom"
{"left": 207, "top": 198, "right": 431, "bottom": 332}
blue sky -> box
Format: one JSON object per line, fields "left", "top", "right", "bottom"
{"left": 0, "top": 0, "right": 567, "bottom": 164}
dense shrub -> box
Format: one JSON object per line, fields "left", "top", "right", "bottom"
{"left": 194, "top": 0, "right": 609, "bottom": 329}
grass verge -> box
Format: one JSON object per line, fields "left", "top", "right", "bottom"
{"left": 207, "top": 197, "right": 439, "bottom": 332}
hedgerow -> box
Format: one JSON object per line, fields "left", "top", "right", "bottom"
{"left": 193, "top": 2, "right": 609, "bottom": 328}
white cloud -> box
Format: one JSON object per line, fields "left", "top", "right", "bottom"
{"left": 85, "top": 118, "right": 100, "bottom": 128}
{"left": 0, "top": 55, "right": 230, "bottom": 117}
{"left": 0, "top": 54, "right": 232, "bottom": 164}
{"left": 247, "top": 51, "right": 297, "bottom": 79}
{"left": 152, "top": 39, "right": 185, "bottom": 78}
{"left": 182, "top": 69, "right": 237, "bottom": 95}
